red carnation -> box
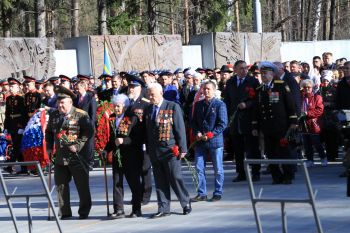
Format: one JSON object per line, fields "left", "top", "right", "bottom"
{"left": 205, "top": 132, "right": 214, "bottom": 139}
{"left": 172, "top": 145, "right": 180, "bottom": 157}
{"left": 279, "top": 138, "right": 288, "bottom": 147}
{"left": 5, "top": 134, "right": 11, "bottom": 141}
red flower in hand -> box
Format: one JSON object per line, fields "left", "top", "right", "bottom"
{"left": 205, "top": 132, "right": 214, "bottom": 139}
{"left": 56, "top": 130, "right": 67, "bottom": 139}
{"left": 5, "top": 134, "right": 11, "bottom": 141}
{"left": 279, "top": 138, "right": 288, "bottom": 147}
{"left": 172, "top": 145, "right": 180, "bottom": 157}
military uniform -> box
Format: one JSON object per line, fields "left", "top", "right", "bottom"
{"left": 129, "top": 96, "right": 152, "bottom": 204}
{"left": 24, "top": 91, "right": 42, "bottom": 119}
{"left": 45, "top": 87, "right": 94, "bottom": 219}
{"left": 4, "top": 93, "right": 27, "bottom": 171}
{"left": 252, "top": 79, "right": 297, "bottom": 184}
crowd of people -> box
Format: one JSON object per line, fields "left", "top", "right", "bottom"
{"left": 1, "top": 51, "right": 350, "bottom": 220}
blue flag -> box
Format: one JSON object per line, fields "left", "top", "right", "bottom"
{"left": 103, "top": 40, "right": 112, "bottom": 75}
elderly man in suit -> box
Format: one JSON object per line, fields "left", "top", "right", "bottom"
{"left": 191, "top": 81, "right": 228, "bottom": 202}
{"left": 145, "top": 83, "right": 191, "bottom": 218}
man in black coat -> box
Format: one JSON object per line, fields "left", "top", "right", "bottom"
{"left": 335, "top": 61, "right": 350, "bottom": 110}
{"left": 145, "top": 83, "right": 191, "bottom": 218}
{"left": 223, "top": 60, "right": 261, "bottom": 182}
{"left": 74, "top": 75, "right": 97, "bottom": 169}
{"left": 126, "top": 74, "right": 153, "bottom": 205}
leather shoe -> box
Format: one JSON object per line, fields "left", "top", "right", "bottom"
{"left": 209, "top": 195, "right": 221, "bottom": 202}
{"left": 252, "top": 174, "right": 260, "bottom": 182}
{"left": 232, "top": 175, "right": 246, "bottom": 182}
{"left": 60, "top": 214, "right": 72, "bottom": 220}
{"left": 79, "top": 214, "right": 88, "bottom": 219}
{"left": 127, "top": 210, "right": 142, "bottom": 218}
{"left": 111, "top": 210, "right": 125, "bottom": 219}
{"left": 183, "top": 202, "right": 192, "bottom": 215}
{"left": 150, "top": 212, "right": 171, "bottom": 219}
{"left": 190, "top": 195, "right": 207, "bottom": 202}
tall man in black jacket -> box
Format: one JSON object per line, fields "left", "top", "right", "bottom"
{"left": 223, "top": 60, "right": 261, "bottom": 182}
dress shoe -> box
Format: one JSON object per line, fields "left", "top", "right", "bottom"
{"left": 150, "top": 212, "right": 171, "bottom": 219}
{"left": 127, "top": 210, "right": 142, "bottom": 218}
{"left": 111, "top": 210, "right": 125, "bottom": 219}
{"left": 60, "top": 214, "right": 72, "bottom": 220}
{"left": 190, "top": 195, "right": 207, "bottom": 202}
{"left": 183, "top": 202, "right": 192, "bottom": 215}
{"left": 209, "top": 195, "right": 221, "bottom": 202}
{"left": 252, "top": 174, "right": 260, "bottom": 182}
{"left": 79, "top": 214, "right": 88, "bottom": 219}
{"left": 232, "top": 175, "right": 246, "bottom": 182}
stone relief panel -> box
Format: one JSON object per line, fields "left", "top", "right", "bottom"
{"left": 214, "top": 32, "right": 281, "bottom": 66}
{"left": 90, "top": 35, "right": 182, "bottom": 75}
{"left": 0, "top": 38, "right": 55, "bottom": 81}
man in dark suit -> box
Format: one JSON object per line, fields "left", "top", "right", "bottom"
{"left": 223, "top": 60, "right": 261, "bottom": 182}
{"left": 191, "top": 81, "right": 227, "bottom": 202}
{"left": 74, "top": 75, "right": 97, "bottom": 170}
{"left": 126, "top": 74, "right": 153, "bottom": 205}
{"left": 23, "top": 76, "right": 42, "bottom": 121}
{"left": 252, "top": 62, "right": 298, "bottom": 185}
{"left": 145, "top": 83, "right": 191, "bottom": 218}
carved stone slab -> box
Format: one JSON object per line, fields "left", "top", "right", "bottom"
{"left": 215, "top": 32, "right": 281, "bottom": 65}
{"left": 89, "top": 35, "right": 182, "bottom": 75}
{"left": 0, "top": 38, "right": 55, "bottom": 81}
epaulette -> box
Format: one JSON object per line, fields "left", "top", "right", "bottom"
{"left": 75, "top": 108, "right": 87, "bottom": 115}
{"left": 141, "top": 97, "right": 150, "bottom": 103}
{"left": 274, "top": 80, "right": 284, "bottom": 84}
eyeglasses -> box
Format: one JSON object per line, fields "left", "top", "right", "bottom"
{"left": 304, "top": 86, "right": 312, "bottom": 89}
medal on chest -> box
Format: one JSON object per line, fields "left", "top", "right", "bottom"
{"left": 158, "top": 110, "right": 173, "bottom": 141}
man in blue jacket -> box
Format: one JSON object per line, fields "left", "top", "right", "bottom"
{"left": 191, "top": 81, "right": 228, "bottom": 202}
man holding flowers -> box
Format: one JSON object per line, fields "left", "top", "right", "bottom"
{"left": 191, "top": 81, "right": 228, "bottom": 202}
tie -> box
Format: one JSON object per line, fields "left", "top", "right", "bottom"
{"left": 129, "top": 99, "right": 134, "bottom": 106}
{"left": 113, "top": 89, "right": 118, "bottom": 95}
{"left": 79, "top": 95, "right": 84, "bottom": 104}
{"left": 152, "top": 105, "right": 158, "bottom": 121}
{"left": 238, "top": 78, "right": 242, "bottom": 87}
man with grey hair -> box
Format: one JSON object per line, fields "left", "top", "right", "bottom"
{"left": 145, "top": 82, "right": 191, "bottom": 218}
{"left": 252, "top": 62, "right": 298, "bottom": 185}
{"left": 274, "top": 61, "right": 301, "bottom": 117}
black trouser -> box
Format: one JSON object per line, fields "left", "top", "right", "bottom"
{"left": 151, "top": 156, "right": 190, "bottom": 213}
{"left": 54, "top": 163, "right": 91, "bottom": 217}
{"left": 141, "top": 152, "right": 152, "bottom": 203}
{"left": 264, "top": 132, "right": 294, "bottom": 182}
{"left": 112, "top": 147, "right": 143, "bottom": 212}
{"left": 9, "top": 131, "right": 26, "bottom": 172}
{"left": 232, "top": 132, "right": 261, "bottom": 177}
{"left": 321, "top": 128, "right": 340, "bottom": 161}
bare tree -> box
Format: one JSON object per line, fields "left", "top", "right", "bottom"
{"left": 147, "top": 0, "right": 156, "bottom": 34}
{"left": 71, "top": 0, "right": 79, "bottom": 37}
{"left": 235, "top": 0, "right": 240, "bottom": 32}
{"left": 322, "top": 0, "right": 329, "bottom": 40}
{"left": 35, "top": 0, "right": 46, "bottom": 37}
{"left": 329, "top": 0, "right": 336, "bottom": 40}
{"left": 312, "top": 0, "right": 322, "bottom": 41}
{"left": 184, "top": 0, "right": 190, "bottom": 44}
{"left": 192, "top": 0, "right": 201, "bottom": 35}
{"left": 98, "top": 0, "right": 108, "bottom": 35}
